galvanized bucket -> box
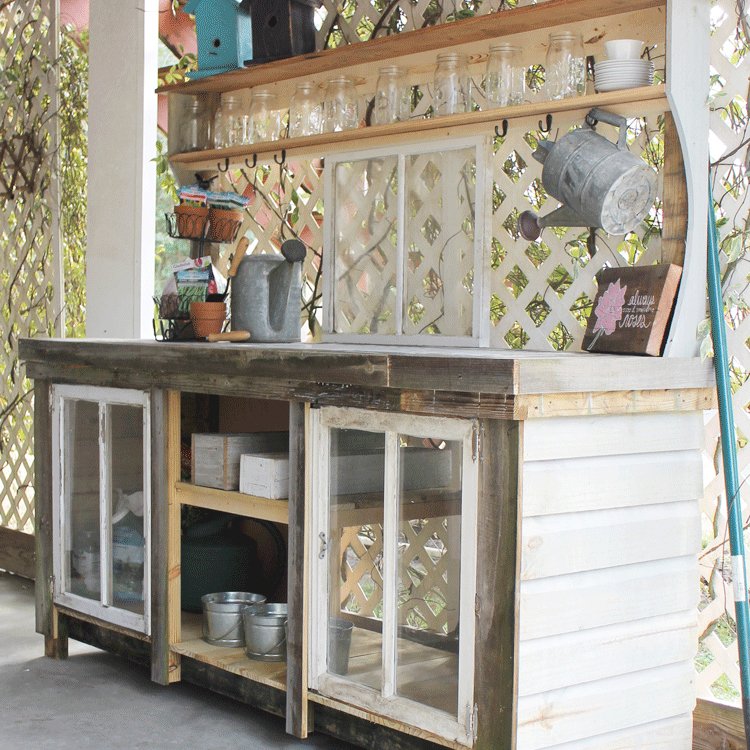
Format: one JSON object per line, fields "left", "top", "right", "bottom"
{"left": 201, "top": 592, "right": 266, "bottom": 647}
{"left": 242, "top": 602, "right": 288, "bottom": 661}
{"left": 328, "top": 618, "right": 353, "bottom": 675}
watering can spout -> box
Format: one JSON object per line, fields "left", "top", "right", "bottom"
{"left": 531, "top": 139, "right": 554, "bottom": 165}
{"left": 519, "top": 206, "right": 591, "bottom": 241}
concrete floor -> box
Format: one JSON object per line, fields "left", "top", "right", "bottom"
{"left": 0, "top": 571, "right": 357, "bottom": 749}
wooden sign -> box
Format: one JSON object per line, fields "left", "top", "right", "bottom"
{"left": 582, "top": 264, "right": 682, "bottom": 356}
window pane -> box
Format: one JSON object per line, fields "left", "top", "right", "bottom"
{"left": 64, "top": 400, "right": 100, "bottom": 601}
{"left": 333, "top": 157, "right": 399, "bottom": 334}
{"left": 404, "top": 149, "right": 476, "bottom": 337}
{"left": 396, "top": 435, "right": 462, "bottom": 715}
{"left": 328, "top": 428, "right": 385, "bottom": 691}
{"left": 109, "top": 404, "right": 146, "bottom": 614}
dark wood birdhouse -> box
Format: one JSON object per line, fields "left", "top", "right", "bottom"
{"left": 242, "top": 0, "right": 320, "bottom": 66}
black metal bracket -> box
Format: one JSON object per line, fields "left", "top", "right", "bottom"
{"left": 274, "top": 149, "right": 286, "bottom": 166}
{"left": 245, "top": 154, "right": 258, "bottom": 169}
{"left": 218, "top": 157, "right": 229, "bottom": 172}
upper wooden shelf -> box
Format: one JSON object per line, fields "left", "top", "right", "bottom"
{"left": 156, "top": 0, "right": 666, "bottom": 95}
{"left": 168, "top": 85, "right": 668, "bottom": 167}
{"left": 175, "top": 482, "right": 289, "bottom": 525}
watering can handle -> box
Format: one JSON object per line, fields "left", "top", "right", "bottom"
{"left": 586, "top": 108, "right": 628, "bottom": 150}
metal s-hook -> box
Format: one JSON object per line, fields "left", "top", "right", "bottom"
{"left": 538, "top": 113, "right": 553, "bottom": 133}
{"left": 245, "top": 154, "right": 258, "bottom": 169}
{"left": 273, "top": 149, "right": 286, "bottom": 166}
{"left": 218, "top": 157, "right": 229, "bottom": 172}
{"left": 494, "top": 119, "right": 509, "bottom": 138}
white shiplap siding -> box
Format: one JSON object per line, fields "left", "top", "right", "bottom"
{"left": 516, "top": 411, "right": 703, "bottom": 750}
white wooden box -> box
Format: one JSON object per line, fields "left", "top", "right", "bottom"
{"left": 192, "top": 432, "right": 289, "bottom": 490}
{"left": 240, "top": 447, "right": 452, "bottom": 499}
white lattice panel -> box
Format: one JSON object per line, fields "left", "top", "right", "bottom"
{"left": 0, "top": 0, "right": 57, "bottom": 534}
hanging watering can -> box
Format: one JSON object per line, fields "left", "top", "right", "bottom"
{"left": 518, "top": 108, "right": 657, "bottom": 241}
{"left": 230, "top": 239, "right": 306, "bottom": 342}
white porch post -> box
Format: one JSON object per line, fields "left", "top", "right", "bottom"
{"left": 85, "top": 0, "right": 158, "bottom": 339}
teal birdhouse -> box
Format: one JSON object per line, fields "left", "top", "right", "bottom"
{"left": 184, "top": 0, "right": 253, "bottom": 79}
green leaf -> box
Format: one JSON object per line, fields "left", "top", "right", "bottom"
{"left": 700, "top": 334, "right": 714, "bottom": 361}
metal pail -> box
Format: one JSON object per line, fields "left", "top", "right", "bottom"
{"left": 201, "top": 592, "right": 266, "bottom": 647}
{"left": 242, "top": 603, "right": 288, "bottom": 661}
{"left": 328, "top": 618, "right": 353, "bottom": 675}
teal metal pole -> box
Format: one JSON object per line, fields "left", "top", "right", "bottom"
{"left": 707, "top": 189, "right": 750, "bottom": 747}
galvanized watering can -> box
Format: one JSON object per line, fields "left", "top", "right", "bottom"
{"left": 518, "top": 108, "right": 657, "bottom": 241}
{"left": 230, "top": 239, "right": 306, "bottom": 342}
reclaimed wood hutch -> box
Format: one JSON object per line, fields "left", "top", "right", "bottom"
{"left": 22, "top": 1, "right": 714, "bottom": 749}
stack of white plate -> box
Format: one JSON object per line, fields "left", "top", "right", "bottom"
{"left": 594, "top": 59, "right": 655, "bottom": 92}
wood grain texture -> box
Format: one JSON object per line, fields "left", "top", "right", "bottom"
{"left": 150, "top": 389, "right": 170, "bottom": 685}
{"left": 693, "top": 698, "right": 746, "bottom": 750}
{"left": 19, "top": 338, "right": 715, "bottom": 401}
{"left": 0, "top": 527, "right": 34, "bottom": 579}
{"left": 167, "top": 391, "right": 182, "bottom": 682}
{"left": 286, "top": 400, "right": 307, "bottom": 738}
{"left": 474, "top": 419, "right": 521, "bottom": 750}
{"left": 175, "top": 482, "right": 289, "bottom": 524}
{"left": 661, "top": 112, "right": 688, "bottom": 267}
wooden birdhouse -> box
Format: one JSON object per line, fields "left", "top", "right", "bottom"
{"left": 184, "top": 0, "right": 254, "bottom": 79}
{"left": 245, "top": 0, "right": 320, "bottom": 66}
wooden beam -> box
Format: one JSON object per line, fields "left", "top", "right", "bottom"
{"left": 661, "top": 111, "right": 688, "bottom": 267}
{"left": 693, "top": 698, "right": 746, "bottom": 750}
{"left": 0, "top": 527, "right": 34, "bottom": 579}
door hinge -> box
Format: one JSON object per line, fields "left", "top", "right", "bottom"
{"left": 466, "top": 703, "right": 478, "bottom": 743}
{"left": 472, "top": 423, "right": 482, "bottom": 462}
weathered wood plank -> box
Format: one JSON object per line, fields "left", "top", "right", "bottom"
{"left": 522, "top": 449, "right": 704, "bottom": 517}
{"left": 167, "top": 391, "right": 182, "bottom": 682}
{"left": 521, "top": 500, "right": 701, "bottom": 580}
{"left": 661, "top": 112, "right": 689, "bottom": 267}
{"left": 693, "top": 697, "right": 746, "bottom": 750}
{"left": 523, "top": 410, "right": 704, "bottom": 462}
{"left": 150, "top": 389, "right": 170, "bottom": 685}
{"left": 175, "top": 482, "right": 289, "bottom": 524}
{"left": 0, "top": 527, "right": 34, "bottom": 579}
{"left": 286, "top": 400, "right": 307, "bottom": 738}
{"left": 517, "top": 662, "right": 696, "bottom": 750}
{"left": 474, "top": 420, "right": 521, "bottom": 750}
{"left": 519, "top": 557, "right": 698, "bottom": 641}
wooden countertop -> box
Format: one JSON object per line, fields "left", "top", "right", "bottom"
{"left": 19, "top": 338, "right": 716, "bottom": 420}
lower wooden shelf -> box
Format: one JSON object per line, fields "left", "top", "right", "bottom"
{"left": 175, "top": 481, "right": 289, "bottom": 524}
{"left": 171, "top": 612, "right": 287, "bottom": 691}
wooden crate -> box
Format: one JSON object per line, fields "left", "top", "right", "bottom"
{"left": 191, "top": 432, "right": 289, "bottom": 490}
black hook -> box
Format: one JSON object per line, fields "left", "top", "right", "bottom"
{"left": 494, "top": 119, "right": 509, "bottom": 138}
{"left": 273, "top": 149, "right": 286, "bottom": 166}
{"left": 585, "top": 111, "right": 599, "bottom": 128}
{"left": 217, "top": 158, "right": 229, "bottom": 172}
{"left": 538, "top": 113, "right": 553, "bottom": 133}
{"left": 244, "top": 154, "right": 258, "bottom": 169}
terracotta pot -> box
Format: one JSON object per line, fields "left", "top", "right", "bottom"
{"left": 174, "top": 204, "right": 210, "bottom": 239}
{"left": 190, "top": 301, "right": 226, "bottom": 339}
{"left": 208, "top": 208, "right": 243, "bottom": 243}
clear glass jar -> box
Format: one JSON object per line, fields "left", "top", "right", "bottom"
{"left": 213, "top": 93, "right": 247, "bottom": 149}
{"left": 289, "top": 82, "right": 323, "bottom": 138}
{"left": 545, "top": 31, "right": 586, "bottom": 100}
{"left": 178, "top": 97, "right": 212, "bottom": 152}
{"left": 373, "top": 65, "right": 410, "bottom": 125}
{"left": 324, "top": 75, "right": 359, "bottom": 133}
{"left": 248, "top": 90, "right": 281, "bottom": 143}
{"left": 433, "top": 52, "right": 470, "bottom": 117}
{"left": 485, "top": 43, "right": 525, "bottom": 108}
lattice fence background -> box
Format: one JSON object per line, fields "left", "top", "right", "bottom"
{"left": 0, "top": 0, "right": 58, "bottom": 537}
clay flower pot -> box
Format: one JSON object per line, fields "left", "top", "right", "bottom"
{"left": 190, "top": 301, "right": 226, "bottom": 339}
{"left": 207, "top": 207, "right": 243, "bottom": 243}
{"left": 174, "top": 204, "right": 210, "bottom": 239}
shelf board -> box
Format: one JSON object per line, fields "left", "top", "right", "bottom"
{"left": 169, "top": 85, "right": 668, "bottom": 168}
{"left": 176, "top": 481, "right": 288, "bottom": 524}
{"left": 156, "top": 0, "right": 665, "bottom": 95}
{"left": 172, "top": 612, "right": 287, "bottom": 690}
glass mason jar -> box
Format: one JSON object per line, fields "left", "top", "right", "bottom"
{"left": 433, "top": 52, "right": 470, "bottom": 117}
{"left": 545, "top": 31, "right": 586, "bottom": 100}
{"left": 213, "top": 93, "right": 247, "bottom": 149}
{"left": 289, "top": 81, "right": 323, "bottom": 138}
{"left": 373, "top": 65, "right": 410, "bottom": 125}
{"left": 178, "top": 96, "right": 212, "bottom": 152}
{"left": 248, "top": 90, "right": 281, "bottom": 143}
{"left": 485, "top": 43, "right": 525, "bottom": 108}
{"left": 324, "top": 75, "right": 359, "bottom": 132}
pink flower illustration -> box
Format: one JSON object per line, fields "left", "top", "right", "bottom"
{"left": 587, "top": 278, "right": 627, "bottom": 350}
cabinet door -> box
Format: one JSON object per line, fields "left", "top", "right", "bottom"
{"left": 309, "top": 407, "right": 478, "bottom": 747}
{"left": 52, "top": 385, "right": 151, "bottom": 635}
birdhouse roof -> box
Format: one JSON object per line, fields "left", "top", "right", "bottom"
{"left": 183, "top": 0, "right": 242, "bottom": 15}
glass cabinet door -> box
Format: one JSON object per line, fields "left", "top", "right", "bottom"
{"left": 310, "top": 407, "right": 478, "bottom": 747}
{"left": 52, "top": 385, "right": 150, "bottom": 634}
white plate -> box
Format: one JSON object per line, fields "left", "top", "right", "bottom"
{"left": 595, "top": 74, "right": 653, "bottom": 84}
{"left": 594, "top": 62, "right": 655, "bottom": 74}
{"left": 595, "top": 80, "right": 653, "bottom": 92}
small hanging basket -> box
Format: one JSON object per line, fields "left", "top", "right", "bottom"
{"left": 168, "top": 205, "right": 210, "bottom": 239}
